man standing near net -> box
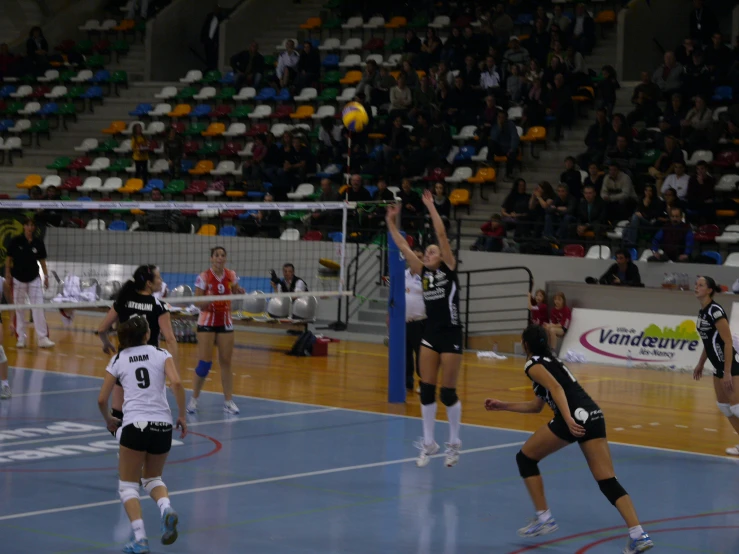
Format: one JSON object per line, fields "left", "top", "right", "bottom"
{"left": 4, "top": 217, "right": 54, "bottom": 349}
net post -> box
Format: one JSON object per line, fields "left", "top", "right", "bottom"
{"left": 387, "top": 229, "right": 406, "bottom": 403}
{"left": 339, "top": 204, "right": 347, "bottom": 293}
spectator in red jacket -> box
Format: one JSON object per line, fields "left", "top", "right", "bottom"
{"left": 471, "top": 214, "right": 505, "bottom": 251}
{"left": 528, "top": 289, "right": 549, "bottom": 325}
{"left": 544, "top": 292, "right": 571, "bottom": 349}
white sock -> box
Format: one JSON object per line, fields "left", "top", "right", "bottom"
{"left": 446, "top": 400, "right": 462, "bottom": 445}
{"left": 629, "top": 525, "right": 644, "bottom": 540}
{"left": 157, "top": 497, "right": 171, "bottom": 516}
{"left": 131, "top": 519, "right": 146, "bottom": 541}
{"left": 536, "top": 509, "right": 552, "bottom": 523}
{"left": 421, "top": 402, "right": 437, "bottom": 446}
{"left": 1, "top": 380, "right": 8, "bottom": 387}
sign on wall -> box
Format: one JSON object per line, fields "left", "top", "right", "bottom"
{"left": 560, "top": 308, "right": 703, "bottom": 371}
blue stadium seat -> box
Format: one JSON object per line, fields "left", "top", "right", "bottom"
{"left": 454, "top": 146, "right": 476, "bottom": 162}
{"left": 627, "top": 248, "right": 638, "bottom": 262}
{"left": 77, "top": 196, "right": 92, "bottom": 201}
{"left": 128, "top": 103, "right": 153, "bottom": 117}
{"left": 192, "top": 104, "right": 212, "bottom": 118}
{"left": 238, "top": 210, "right": 258, "bottom": 219}
{"left": 247, "top": 191, "right": 265, "bottom": 199}
{"left": 180, "top": 159, "right": 195, "bottom": 172}
{"left": 0, "top": 119, "right": 14, "bottom": 132}
{"left": 82, "top": 86, "right": 103, "bottom": 100}
{"left": 275, "top": 88, "right": 291, "bottom": 102}
{"left": 255, "top": 87, "right": 276, "bottom": 101}
{"left": 90, "top": 70, "right": 110, "bottom": 84}
{"left": 262, "top": 182, "right": 273, "bottom": 191}
{"left": 141, "top": 178, "right": 164, "bottom": 193}
{"left": 38, "top": 103, "right": 58, "bottom": 116}
{"left": 15, "top": 194, "right": 30, "bottom": 200}
{"left": 219, "top": 72, "right": 236, "bottom": 85}
{"left": 329, "top": 232, "right": 343, "bottom": 242}
{"left": 0, "top": 86, "right": 16, "bottom": 98}
{"left": 365, "top": 185, "right": 378, "bottom": 197}
{"left": 712, "top": 86, "right": 733, "bottom": 102}
{"left": 108, "top": 220, "right": 128, "bottom": 231}
{"left": 703, "top": 250, "right": 723, "bottom": 265}
{"left": 322, "top": 54, "right": 340, "bottom": 68}
{"left": 219, "top": 225, "right": 237, "bottom": 236}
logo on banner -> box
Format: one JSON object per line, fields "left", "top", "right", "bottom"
{"left": 579, "top": 320, "right": 700, "bottom": 362}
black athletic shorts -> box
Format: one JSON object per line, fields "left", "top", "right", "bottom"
{"left": 119, "top": 421, "right": 173, "bottom": 454}
{"left": 197, "top": 325, "right": 234, "bottom": 334}
{"left": 420, "top": 326, "right": 463, "bottom": 354}
{"left": 548, "top": 406, "right": 606, "bottom": 444}
{"left": 712, "top": 362, "right": 739, "bottom": 379}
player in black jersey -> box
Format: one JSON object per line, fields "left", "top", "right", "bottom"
{"left": 386, "top": 189, "right": 464, "bottom": 468}
{"left": 485, "top": 325, "right": 654, "bottom": 554}
{"left": 97, "top": 265, "right": 178, "bottom": 437}
{"left": 693, "top": 276, "right": 739, "bottom": 456}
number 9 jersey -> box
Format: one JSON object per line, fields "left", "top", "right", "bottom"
{"left": 105, "top": 345, "right": 173, "bottom": 428}
{"left": 195, "top": 268, "right": 239, "bottom": 329}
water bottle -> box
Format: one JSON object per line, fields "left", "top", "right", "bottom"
{"left": 627, "top": 350, "right": 633, "bottom": 368}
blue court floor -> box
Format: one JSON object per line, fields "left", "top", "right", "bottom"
{"left": 1, "top": 367, "right": 739, "bottom": 554}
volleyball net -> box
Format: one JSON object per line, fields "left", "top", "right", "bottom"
{"left": 0, "top": 200, "right": 358, "bottom": 326}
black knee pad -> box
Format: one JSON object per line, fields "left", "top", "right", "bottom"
{"left": 598, "top": 477, "right": 627, "bottom": 506}
{"left": 516, "top": 450, "right": 540, "bottom": 478}
{"left": 419, "top": 382, "right": 436, "bottom": 405}
{"left": 439, "top": 387, "right": 458, "bottom": 407}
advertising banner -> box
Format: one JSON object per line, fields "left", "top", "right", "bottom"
{"left": 559, "top": 308, "right": 703, "bottom": 371}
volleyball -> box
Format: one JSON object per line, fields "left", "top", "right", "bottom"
{"left": 341, "top": 102, "right": 369, "bottom": 132}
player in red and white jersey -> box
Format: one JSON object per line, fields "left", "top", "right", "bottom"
{"left": 187, "top": 246, "right": 244, "bottom": 415}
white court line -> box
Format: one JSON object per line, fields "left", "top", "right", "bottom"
{"left": 7, "top": 365, "right": 739, "bottom": 463}
{"left": 0, "top": 408, "right": 337, "bottom": 448}
{"left": 8, "top": 387, "right": 101, "bottom": 398}
{"left": 0, "top": 440, "right": 524, "bottom": 522}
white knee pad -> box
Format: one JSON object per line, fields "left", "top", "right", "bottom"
{"left": 141, "top": 476, "right": 166, "bottom": 495}
{"left": 0, "top": 346, "right": 7, "bottom": 364}
{"left": 718, "top": 403, "right": 733, "bottom": 418}
{"left": 118, "top": 480, "right": 140, "bottom": 504}
{"left": 730, "top": 405, "right": 739, "bottom": 419}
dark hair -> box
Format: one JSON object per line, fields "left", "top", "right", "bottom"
{"left": 615, "top": 248, "right": 630, "bottom": 260}
{"left": 118, "top": 315, "right": 149, "bottom": 350}
{"left": 522, "top": 325, "right": 551, "bottom": 357}
{"left": 22, "top": 216, "right": 36, "bottom": 226}
{"left": 701, "top": 275, "right": 720, "bottom": 297}
{"left": 283, "top": 263, "right": 295, "bottom": 271}
{"left": 117, "top": 265, "right": 157, "bottom": 303}
{"left": 210, "top": 246, "right": 226, "bottom": 257}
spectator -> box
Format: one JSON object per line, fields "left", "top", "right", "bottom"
{"left": 577, "top": 108, "right": 610, "bottom": 168}
{"left": 682, "top": 50, "right": 711, "bottom": 100}
{"left": 543, "top": 183, "right": 577, "bottom": 241}
{"left": 29, "top": 185, "right": 43, "bottom": 200}
{"left": 686, "top": 160, "right": 716, "bottom": 222}
{"left": 200, "top": 6, "right": 224, "bottom": 70}
{"left": 527, "top": 181, "right": 555, "bottom": 236}
{"left": 649, "top": 207, "right": 694, "bottom": 262}
{"left": 592, "top": 249, "right": 642, "bottom": 287}
{"left": 548, "top": 5, "right": 570, "bottom": 33}
{"left": 503, "top": 37, "right": 530, "bottom": 74}
{"left": 583, "top": 162, "right": 604, "bottom": 195}
{"left": 400, "top": 60, "right": 420, "bottom": 90}
{"left": 680, "top": 94, "right": 712, "bottom": 152}
{"left": 492, "top": 3, "right": 514, "bottom": 47}
{"left": 661, "top": 160, "right": 690, "bottom": 200}
{"left": 705, "top": 32, "right": 732, "bottom": 77}
{"left": 623, "top": 184, "right": 664, "bottom": 246}
{"left": 564, "top": 46, "right": 588, "bottom": 87}
{"left": 381, "top": 116, "right": 410, "bottom": 172}
{"left": 471, "top": 214, "right": 506, "bottom": 252}
{"left": 373, "top": 66, "right": 396, "bottom": 106}
{"left": 283, "top": 135, "right": 311, "bottom": 187}
{"left": 488, "top": 109, "right": 520, "bottom": 180}
{"left": 241, "top": 192, "right": 282, "bottom": 238}
{"left": 357, "top": 60, "right": 381, "bottom": 104}
{"left": 147, "top": 189, "right": 182, "bottom": 232}
{"left": 276, "top": 40, "right": 300, "bottom": 89}
{"left": 604, "top": 134, "right": 636, "bottom": 173}
{"left": 271, "top": 263, "right": 308, "bottom": 293}
{"left": 480, "top": 56, "right": 503, "bottom": 94}
{"left": 560, "top": 156, "right": 582, "bottom": 199}
{"left": 689, "top": 0, "right": 719, "bottom": 46}
{"left": 527, "top": 19, "right": 549, "bottom": 65}
{"left": 571, "top": 3, "right": 596, "bottom": 54}
{"left": 398, "top": 178, "right": 422, "bottom": 227}
{"left": 676, "top": 38, "right": 698, "bottom": 67}
{"left": 403, "top": 29, "right": 422, "bottom": 58}
{"left": 576, "top": 184, "right": 606, "bottom": 238}
{"left": 294, "top": 41, "right": 321, "bottom": 91}
{"left": 601, "top": 163, "right": 637, "bottom": 221}
{"left": 0, "top": 43, "right": 17, "bottom": 80}
{"left": 506, "top": 64, "right": 524, "bottom": 104}
{"left": 528, "top": 289, "right": 549, "bottom": 326}
{"left": 545, "top": 73, "right": 573, "bottom": 142}
{"left": 305, "top": 179, "right": 340, "bottom": 229}
{"left": 627, "top": 72, "right": 662, "bottom": 126}
{"left": 459, "top": 56, "right": 481, "bottom": 93}
{"left": 131, "top": 123, "right": 149, "bottom": 183}
{"left": 648, "top": 134, "right": 684, "bottom": 189}
{"left": 501, "top": 178, "right": 530, "bottom": 234}
{"left": 410, "top": 76, "right": 437, "bottom": 120}
{"left": 543, "top": 292, "right": 570, "bottom": 350}
{"left": 430, "top": 182, "right": 451, "bottom": 223}
{"left": 230, "top": 41, "right": 264, "bottom": 89}
{"left": 595, "top": 65, "right": 619, "bottom": 117}
{"left": 25, "top": 26, "right": 48, "bottom": 75}
{"left": 389, "top": 75, "right": 413, "bottom": 119}
{"left": 418, "top": 29, "right": 442, "bottom": 70}
{"left": 659, "top": 93, "right": 687, "bottom": 139}
{"left": 652, "top": 51, "right": 683, "bottom": 98}
{"left": 163, "top": 127, "right": 183, "bottom": 178}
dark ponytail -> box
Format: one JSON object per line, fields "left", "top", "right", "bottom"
{"left": 522, "top": 324, "right": 551, "bottom": 357}
{"left": 702, "top": 275, "right": 720, "bottom": 297}
{"left": 115, "top": 265, "right": 157, "bottom": 307}
{"left": 117, "top": 315, "right": 149, "bottom": 350}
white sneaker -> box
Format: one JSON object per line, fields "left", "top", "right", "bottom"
{"left": 517, "top": 516, "right": 559, "bottom": 538}
{"left": 413, "top": 439, "right": 439, "bottom": 468}
{"left": 16, "top": 337, "right": 25, "bottom": 348}
{"left": 38, "top": 337, "right": 55, "bottom": 348}
{"left": 444, "top": 442, "right": 461, "bottom": 467}
{"left": 224, "top": 400, "right": 240, "bottom": 414}
{"left": 726, "top": 445, "right": 739, "bottom": 456}
{"left": 186, "top": 397, "right": 198, "bottom": 414}
{"left": 0, "top": 384, "right": 11, "bottom": 399}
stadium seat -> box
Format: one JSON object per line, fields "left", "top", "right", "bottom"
{"left": 168, "top": 104, "right": 192, "bottom": 118}
{"left": 233, "top": 87, "right": 256, "bottom": 101}
{"left": 287, "top": 183, "right": 315, "bottom": 200}
{"left": 78, "top": 176, "right": 103, "bottom": 192}
{"left": 248, "top": 105, "right": 272, "bottom": 119}
{"left": 564, "top": 244, "right": 585, "bottom": 258}
{"left": 724, "top": 253, "right": 739, "bottom": 267}
{"left": 606, "top": 220, "right": 629, "bottom": 240}
{"left": 449, "top": 188, "right": 470, "bottom": 216}
{"left": 86, "top": 218, "right": 106, "bottom": 230}
{"left": 686, "top": 150, "right": 713, "bottom": 166}
{"left": 294, "top": 87, "right": 317, "bottom": 102}
{"left": 102, "top": 121, "right": 126, "bottom": 134}
{"left": 303, "top": 230, "right": 322, "bottom": 241}
{"left": 702, "top": 251, "right": 723, "bottom": 265}
{"left": 211, "top": 161, "right": 236, "bottom": 176}
{"left": 586, "top": 245, "right": 611, "bottom": 259}
{"left": 16, "top": 174, "right": 42, "bottom": 189}
{"left": 271, "top": 105, "right": 294, "bottom": 119}
{"left": 85, "top": 157, "right": 111, "bottom": 172}
{"left": 193, "top": 86, "right": 216, "bottom": 101}
{"left": 340, "top": 70, "right": 362, "bottom": 85}
{"left": 189, "top": 160, "right": 215, "bottom": 175}
{"left": 40, "top": 175, "right": 61, "bottom": 189}
{"left": 219, "top": 225, "right": 238, "bottom": 237}
{"left": 74, "top": 138, "right": 98, "bottom": 152}
{"left": 129, "top": 103, "right": 153, "bottom": 117}
{"left": 445, "top": 167, "right": 474, "bottom": 184}
{"left": 202, "top": 122, "right": 226, "bottom": 137}
{"left": 119, "top": 178, "right": 144, "bottom": 193}
{"left": 155, "top": 86, "right": 177, "bottom": 99}
{"left": 280, "top": 229, "right": 300, "bottom": 241}
{"left": 716, "top": 174, "right": 739, "bottom": 192}
{"left": 101, "top": 177, "right": 123, "bottom": 191}
{"left": 180, "top": 70, "right": 202, "bottom": 84}
{"left": 197, "top": 224, "right": 217, "bottom": 235}
{"left": 109, "top": 220, "right": 128, "bottom": 231}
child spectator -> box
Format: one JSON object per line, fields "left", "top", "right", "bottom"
{"left": 528, "top": 289, "right": 549, "bottom": 325}
{"left": 544, "top": 292, "right": 571, "bottom": 350}
{"left": 471, "top": 214, "right": 505, "bottom": 252}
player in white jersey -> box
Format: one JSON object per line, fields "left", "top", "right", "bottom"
{"left": 98, "top": 316, "right": 187, "bottom": 554}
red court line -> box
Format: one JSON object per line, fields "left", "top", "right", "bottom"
{"left": 0, "top": 431, "right": 222, "bottom": 473}
{"left": 507, "top": 510, "right": 739, "bottom": 553}
{"left": 576, "top": 525, "right": 739, "bottom": 553}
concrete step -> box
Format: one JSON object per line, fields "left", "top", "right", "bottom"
{"left": 357, "top": 310, "right": 386, "bottom": 324}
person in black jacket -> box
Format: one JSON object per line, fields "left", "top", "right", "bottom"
{"left": 576, "top": 185, "right": 606, "bottom": 238}
{"left": 200, "top": 7, "right": 224, "bottom": 70}
{"left": 230, "top": 42, "right": 265, "bottom": 89}
{"left": 593, "top": 249, "right": 642, "bottom": 287}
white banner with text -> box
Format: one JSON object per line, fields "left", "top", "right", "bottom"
{"left": 559, "top": 308, "right": 704, "bottom": 371}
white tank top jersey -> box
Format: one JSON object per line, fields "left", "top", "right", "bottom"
{"left": 105, "top": 345, "right": 173, "bottom": 427}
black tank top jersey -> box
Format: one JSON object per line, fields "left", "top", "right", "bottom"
{"left": 524, "top": 355, "right": 599, "bottom": 418}
{"left": 421, "top": 262, "right": 461, "bottom": 328}
{"left": 697, "top": 301, "right": 739, "bottom": 373}
{"left": 114, "top": 291, "right": 169, "bottom": 346}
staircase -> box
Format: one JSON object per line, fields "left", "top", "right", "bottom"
{"left": 457, "top": 24, "right": 625, "bottom": 248}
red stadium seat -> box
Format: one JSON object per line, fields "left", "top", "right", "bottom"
{"left": 564, "top": 244, "right": 585, "bottom": 258}
{"left": 303, "top": 230, "right": 323, "bottom": 241}
{"left": 694, "top": 224, "right": 720, "bottom": 243}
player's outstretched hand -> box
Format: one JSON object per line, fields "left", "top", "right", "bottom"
{"left": 565, "top": 417, "right": 586, "bottom": 438}
{"left": 176, "top": 416, "right": 188, "bottom": 439}
{"left": 484, "top": 398, "right": 506, "bottom": 411}
{"left": 421, "top": 189, "right": 434, "bottom": 208}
